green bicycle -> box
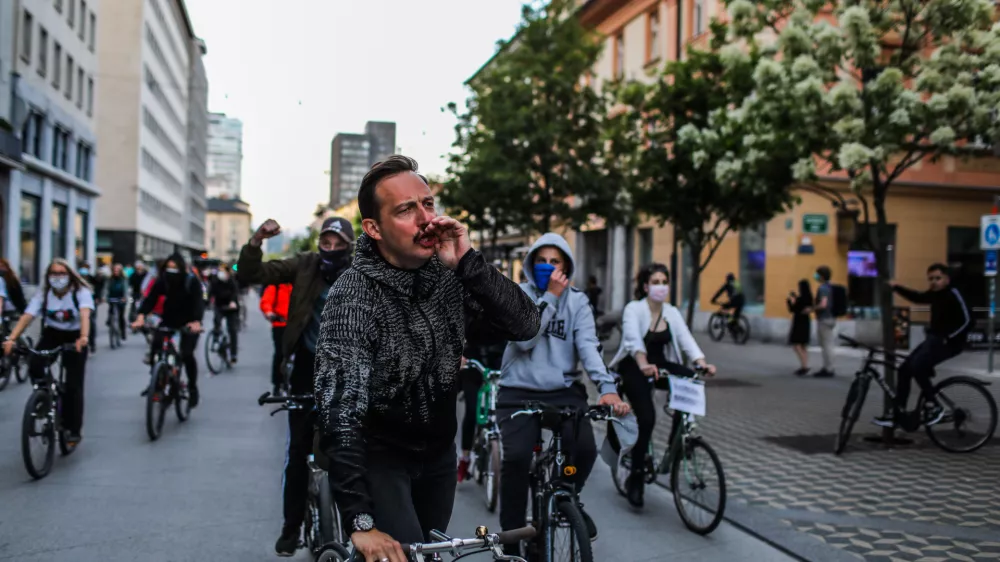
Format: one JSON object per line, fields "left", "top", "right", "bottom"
{"left": 465, "top": 358, "right": 503, "bottom": 512}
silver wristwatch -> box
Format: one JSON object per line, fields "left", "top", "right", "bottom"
{"left": 352, "top": 513, "right": 375, "bottom": 533}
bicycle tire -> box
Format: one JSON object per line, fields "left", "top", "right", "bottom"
{"left": 0, "top": 356, "right": 10, "bottom": 391}
{"left": 732, "top": 317, "right": 751, "bottom": 344}
{"left": 318, "top": 474, "right": 337, "bottom": 546}
{"left": 707, "top": 313, "right": 726, "bottom": 342}
{"left": 204, "top": 332, "right": 224, "bottom": 374}
{"left": 544, "top": 498, "right": 593, "bottom": 562}
{"left": 925, "top": 378, "right": 998, "bottom": 453}
{"left": 57, "top": 395, "right": 78, "bottom": 457}
{"left": 145, "top": 364, "right": 169, "bottom": 441}
{"left": 315, "top": 543, "right": 350, "bottom": 562}
{"left": 109, "top": 323, "right": 120, "bottom": 349}
{"left": 485, "top": 438, "right": 501, "bottom": 513}
{"left": 21, "top": 390, "right": 55, "bottom": 479}
{"left": 834, "top": 374, "right": 871, "bottom": 455}
{"left": 174, "top": 370, "right": 191, "bottom": 422}
{"left": 610, "top": 450, "right": 630, "bottom": 498}
{"left": 670, "top": 437, "right": 726, "bottom": 535}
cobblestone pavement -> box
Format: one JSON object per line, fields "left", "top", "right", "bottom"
{"left": 630, "top": 337, "right": 1000, "bottom": 561}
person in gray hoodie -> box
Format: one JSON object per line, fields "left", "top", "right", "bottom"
{"left": 498, "top": 232, "right": 629, "bottom": 544}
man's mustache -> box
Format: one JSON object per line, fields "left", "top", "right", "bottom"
{"left": 414, "top": 229, "right": 437, "bottom": 243}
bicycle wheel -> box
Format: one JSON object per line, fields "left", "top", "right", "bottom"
{"left": 670, "top": 437, "right": 726, "bottom": 535}
{"left": 109, "top": 322, "right": 120, "bottom": 349}
{"left": 21, "top": 390, "right": 55, "bottom": 479}
{"left": 221, "top": 336, "right": 233, "bottom": 370}
{"left": 174, "top": 370, "right": 191, "bottom": 422}
{"left": 57, "top": 395, "right": 78, "bottom": 457}
{"left": 315, "top": 544, "right": 350, "bottom": 562}
{"left": 544, "top": 498, "right": 593, "bottom": 562}
{"left": 0, "top": 355, "right": 10, "bottom": 391}
{"left": 707, "top": 313, "right": 726, "bottom": 341}
{"left": 484, "top": 438, "right": 501, "bottom": 512}
{"left": 731, "top": 317, "right": 751, "bottom": 345}
{"left": 834, "top": 373, "right": 871, "bottom": 455}
{"left": 204, "top": 331, "right": 224, "bottom": 374}
{"left": 317, "top": 474, "right": 337, "bottom": 546}
{"left": 610, "top": 450, "right": 630, "bottom": 498}
{"left": 925, "top": 378, "right": 998, "bottom": 453}
{"left": 145, "top": 364, "right": 170, "bottom": 441}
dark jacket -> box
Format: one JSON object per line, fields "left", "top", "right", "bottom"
{"left": 894, "top": 284, "right": 972, "bottom": 344}
{"left": 236, "top": 243, "right": 346, "bottom": 358}
{"left": 105, "top": 276, "right": 128, "bottom": 300}
{"left": 209, "top": 276, "right": 240, "bottom": 310}
{"left": 129, "top": 271, "right": 146, "bottom": 298}
{"left": 4, "top": 276, "right": 27, "bottom": 313}
{"left": 315, "top": 234, "right": 540, "bottom": 528}
{"left": 137, "top": 253, "right": 205, "bottom": 328}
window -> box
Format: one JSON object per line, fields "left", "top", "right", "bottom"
{"left": 77, "top": 67, "right": 84, "bottom": 108}
{"left": 638, "top": 228, "right": 654, "bottom": 267}
{"left": 66, "top": 56, "right": 73, "bottom": 99}
{"left": 20, "top": 195, "right": 41, "bottom": 285}
{"left": 21, "top": 10, "right": 33, "bottom": 62}
{"left": 68, "top": 0, "right": 75, "bottom": 27}
{"left": 948, "top": 226, "right": 985, "bottom": 309}
{"left": 88, "top": 12, "right": 95, "bottom": 51}
{"left": 38, "top": 27, "right": 48, "bottom": 76}
{"left": 614, "top": 33, "right": 624, "bottom": 80}
{"left": 646, "top": 11, "right": 661, "bottom": 63}
{"left": 76, "top": 141, "right": 92, "bottom": 181}
{"left": 53, "top": 42, "right": 62, "bottom": 89}
{"left": 51, "top": 203, "right": 68, "bottom": 260}
{"left": 79, "top": 2, "right": 86, "bottom": 39}
{"left": 694, "top": 0, "right": 704, "bottom": 36}
{"left": 847, "top": 224, "right": 897, "bottom": 317}
{"left": 142, "top": 107, "right": 184, "bottom": 164}
{"left": 75, "top": 211, "right": 88, "bottom": 264}
{"left": 55, "top": 0, "right": 63, "bottom": 13}
{"left": 21, "top": 111, "right": 45, "bottom": 159}
{"left": 52, "top": 126, "right": 70, "bottom": 170}
{"left": 87, "top": 77, "right": 94, "bottom": 116}
{"left": 738, "top": 223, "right": 766, "bottom": 314}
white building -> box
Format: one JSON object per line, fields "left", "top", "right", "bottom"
{"left": 206, "top": 112, "right": 242, "bottom": 199}
{"left": 3, "top": 0, "right": 101, "bottom": 285}
{"left": 94, "top": 0, "right": 202, "bottom": 264}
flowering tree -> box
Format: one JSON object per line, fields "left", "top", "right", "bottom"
{"left": 726, "top": 0, "right": 1000, "bottom": 423}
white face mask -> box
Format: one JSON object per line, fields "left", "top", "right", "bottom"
{"left": 49, "top": 275, "right": 70, "bottom": 291}
{"left": 647, "top": 284, "right": 669, "bottom": 303}
{"left": 217, "top": 272, "right": 229, "bottom": 281}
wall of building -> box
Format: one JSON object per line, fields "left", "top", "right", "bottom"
{"left": 185, "top": 37, "right": 208, "bottom": 250}
{"left": 206, "top": 112, "right": 242, "bottom": 199}
{"left": 206, "top": 211, "right": 250, "bottom": 262}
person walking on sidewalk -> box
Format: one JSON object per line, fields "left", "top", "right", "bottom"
{"left": 812, "top": 266, "right": 836, "bottom": 377}
{"left": 260, "top": 282, "right": 292, "bottom": 396}
{"left": 874, "top": 263, "right": 971, "bottom": 428}
{"left": 787, "top": 279, "right": 813, "bottom": 375}
{"left": 237, "top": 215, "right": 354, "bottom": 557}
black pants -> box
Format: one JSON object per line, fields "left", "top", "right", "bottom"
{"left": 213, "top": 309, "right": 239, "bottom": 356}
{"left": 458, "top": 367, "right": 483, "bottom": 451}
{"left": 150, "top": 330, "right": 200, "bottom": 388}
{"left": 88, "top": 309, "right": 98, "bottom": 351}
{"left": 721, "top": 299, "right": 744, "bottom": 324}
{"left": 271, "top": 326, "right": 286, "bottom": 388}
{"left": 896, "top": 335, "right": 962, "bottom": 409}
{"left": 106, "top": 300, "right": 127, "bottom": 337}
{"left": 498, "top": 384, "right": 597, "bottom": 532}
{"left": 617, "top": 357, "right": 690, "bottom": 480}
{"left": 365, "top": 445, "right": 457, "bottom": 544}
{"left": 283, "top": 349, "right": 315, "bottom": 530}
{"left": 31, "top": 328, "right": 88, "bottom": 434}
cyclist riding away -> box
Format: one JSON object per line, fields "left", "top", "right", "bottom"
{"left": 498, "top": 232, "right": 630, "bottom": 546}
{"left": 209, "top": 265, "right": 241, "bottom": 365}
{"left": 609, "top": 263, "right": 715, "bottom": 508}
{"left": 314, "top": 155, "right": 540, "bottom": 562}
{"left": 129, "top": 261, "right": 148, "bottom": 320}
{"left": 3, "top": 258, "right": 93, "bottom": 446}
{"left": 260, "top": 282, "right": 293, "bottom": 396}
{"left": 237, "top": 215, "right": 355, "bottom": 557}
{"left": 105, "top": 264, "right": 129, "bottom": 342}
{"left": 457, "top": 335, "right": 507, "bottom": 482}
{"left": 875, "top": 263, "right": 971, "bottom": 428}
{"left": 79, "top": 262, "right": 104, "bottom": 353}
{"left": 710, "top": 273, "right": 744, "bottom": 329}
{"left": 131, "top": 252, "right": 205, "bottom": 406}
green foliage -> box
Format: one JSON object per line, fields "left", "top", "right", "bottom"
{"left": 289, "top": 228, "right": 317, "bottom": 254}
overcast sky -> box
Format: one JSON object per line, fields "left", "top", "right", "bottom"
{"left": 185, "top": 0, "right": 526, "bottom": 231}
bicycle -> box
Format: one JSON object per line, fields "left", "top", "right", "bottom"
{"left": 204, "top": 311, "right": 234, "bottom": 374}
{"left": 0, "top": 313, "right": 31, "bottom": 390}
{"left": 19, "top": 343, "right": 81, "bottom": 479}
{"left": 258, "top": 391, "right": 350, "bottom": 562}
{"left": 496, "top": 401, "right": 621, "bottom": 562}
{"left": 145, "top": 326, "right": 195, "bottom": 441}
{"left": 346, "top": 525, "right": 536, "bottom": 562}
{"left": 707, "top": 307, "right": 750, "bottom": 344}
{"left": 106, "top": 298, "right": 126, "bottom": 349}
{"left": 608, "top": 365, "right": 727, "bottom": 535}
{"left": 465, "top": 358, "right": 503, "bottom": 512}
{"left": 834, "top": 334, "right": 997, "bottom": 455}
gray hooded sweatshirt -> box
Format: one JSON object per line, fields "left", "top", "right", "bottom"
{"left": 500, "top": 233, "right": 617, "bottom": 396}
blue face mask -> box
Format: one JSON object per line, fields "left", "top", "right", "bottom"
{"left": 533, "top": 263, "right": 556, "bottom": 292}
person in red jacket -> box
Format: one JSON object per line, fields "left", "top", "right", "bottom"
{"left": 260, "top": 283, "right": 292, "bottom": 395}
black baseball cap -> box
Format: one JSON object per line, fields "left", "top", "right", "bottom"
{"left": 320, "top": 217, "right": 355, "bottom": 244}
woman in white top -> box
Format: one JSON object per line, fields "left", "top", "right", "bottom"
{"left": 608, "top": 263, "right": 716, "bottom": 507}
{"left": 3, "top": 258, "right": 94, "bottom": 446}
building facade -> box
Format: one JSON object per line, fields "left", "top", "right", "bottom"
{"left": 4, "top": 0, "right": 101, "bottom": 285}
{"left": 328, "top": 121, "right": 397, "bottom": 207}
{"left": 205, "top": 197, "right": 250, "bottom": 262}
{"left": 94, "top": 0, "right": 202, "bottom": 265}
{"left": 364, "top": 121, "right": 396, "bottom": 169}
{"left": 206, "top": 112, "right": 242, "bottom": 199}
{"left": 185, "top": 37, "right": 208, "bottom": 252}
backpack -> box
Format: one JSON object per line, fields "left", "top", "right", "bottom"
{"left": 830, "top": 284, "right": 848, "bottom": 318}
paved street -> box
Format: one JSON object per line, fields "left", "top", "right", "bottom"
{"left": 0, "top": 299, "right": 791, "bottom": 561}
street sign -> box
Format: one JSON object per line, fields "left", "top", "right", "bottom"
{"left": 803, "top": 214, "right": 829, "bottom": 234}
{"left": 987, "top": 250, "right": 998, "bottom": 277}
{"left": 981, "top": 214, "right": 1000, "bottom": 249}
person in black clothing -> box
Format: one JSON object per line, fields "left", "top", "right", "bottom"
{"left": 313, "top": 156, "right": 540, "bottom": 562}
{"left": 131, "top": 252, "right": 205, "bottom": 406}
{"left": 711, "top": 272, "right": 745, "bottom": 325}
{"left": 787, "top": 279, "right": 813, "bottom": 375}
{"left": 128, "top": 261, "right": 148, "bottom": 320}
{"left": 104, "top": 264, "right": 130, "bottom": 342}
{"left": 209, "top": 265, "right": 241, "bottom": 363}
{"left": 875, "top": 263, "right": 971, "bottom": 428}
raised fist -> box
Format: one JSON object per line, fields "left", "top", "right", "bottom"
{"left": 253, "top": 219, "right": 282, "bottom": 243}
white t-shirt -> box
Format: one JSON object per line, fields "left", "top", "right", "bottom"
{"left": 26, "top": 287, "right": 95, "bottom": 332}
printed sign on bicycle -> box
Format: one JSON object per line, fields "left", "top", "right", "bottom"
{"left": 668, "top": 376, "right": 706, "bottom": 417}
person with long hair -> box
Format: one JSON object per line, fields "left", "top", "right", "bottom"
{"left": 0, "top": 258, "right": 28, "bottom": 317}
{"left": 787, "top": 279, "right": 813, "bottom": 375}
{"left": 3, "top": 258, "right": 94, "bottom": 446}
{"left": 608, "top": 263, "right": 716, "bottom": 508}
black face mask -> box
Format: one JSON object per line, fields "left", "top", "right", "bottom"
{"left": 318, "top": 249, "right": 350, "bottom": 281}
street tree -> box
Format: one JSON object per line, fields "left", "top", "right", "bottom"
{"left": 725, "top": 0, "right": 1000, "bottom": 427}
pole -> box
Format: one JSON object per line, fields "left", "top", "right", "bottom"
{"left": 991, "top": 277, "right": 996, "bottom": 373}
{"left": 670, "top": 223, "right": 679, "bottom": 306}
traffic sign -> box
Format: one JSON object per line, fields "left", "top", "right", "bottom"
{"left": 803, "top": 214, "right": 829, "bottom": 234}
{"left": 982, "top": 215, "right": 1000, "bottom": 249}
{"left": 987, "top": 250, "right": 998, "bottom": 277}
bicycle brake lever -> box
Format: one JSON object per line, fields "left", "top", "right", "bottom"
{"left": 269, "top": 406, "right": 286, "bottom": 417}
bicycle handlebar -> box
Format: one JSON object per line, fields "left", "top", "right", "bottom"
{"left": 257, "top": 391, "right": 313, "bottom": 406}
{"left": 349, "top": 526, "right": 536, "bottom": 561}
{"left": 497, "top": 402, "right": 621, "bottom": 423}
{"left": 465, "top": 358, "right": 502, "bottom": 378}
{"left": 19, "top": 343, "right": 78, "bottom": 357}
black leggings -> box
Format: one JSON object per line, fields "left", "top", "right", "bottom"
{"left": 107, "top": 301, "right": 127, "bottom": 336}
{"left": 617, "top": 356, "right": 692, "bottom": 478}
{"left": 213, "top": 309, "right": 239, "bottom": 356}
{"left": 270, "top": 325, "right": 286, "bottom": 388}
{"left": 458, "top": 367, "right": 483, "bottom": 452}
{"left": 31, "top": 328, "right": 88, "bottom": 434}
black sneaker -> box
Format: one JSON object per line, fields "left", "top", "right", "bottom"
{"left": 794, "top": 367, "right": 810, "bottom": 376}
{"left": 274, "top": 526, "right": 298, "bottom": 557}
{"left": 189, "top": 386, "right": 200, "bottom": 408}
{"left": 577, "top": 502, "right": 598, "bottom": 542}
{"left": 813, "top": 369, "right": 835, "bottom": 378}
{"left": 923, "top": 403, "right": 945, "bottom": 426}
{"left": 626, "top": 473, "right": 645, "bottom": 508}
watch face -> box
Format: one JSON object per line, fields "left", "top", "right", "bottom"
{"left": 353, "top": 513, "right": 374, "bottom": 532}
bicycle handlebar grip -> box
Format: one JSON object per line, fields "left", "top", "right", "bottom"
{"left": 497, "top": 526, "right": 537, "bottom": 544}
{"left": 257, "top": 392, "right": 271, "bottom": 406}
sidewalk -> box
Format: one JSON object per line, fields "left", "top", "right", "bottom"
{"left": 639, "top": 337, "right": 1000, "bottom": 562}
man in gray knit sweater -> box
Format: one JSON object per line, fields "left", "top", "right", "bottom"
{"left": 315, "top": 155, "right": 540, "bottom": 562}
